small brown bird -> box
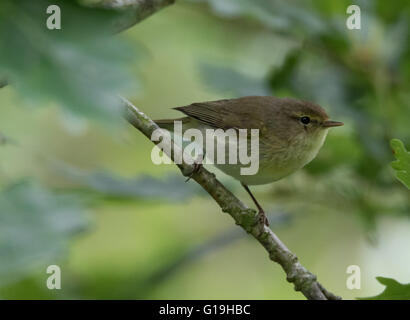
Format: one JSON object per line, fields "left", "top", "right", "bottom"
{"left": 155, "top": 96, "right": 343, "bottom": 226}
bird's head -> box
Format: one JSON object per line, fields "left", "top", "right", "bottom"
{"left": 276, "top": 98, "right": 343, "bottom": 143}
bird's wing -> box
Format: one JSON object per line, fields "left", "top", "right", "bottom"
{"left": 174, "top": 96, "right": 274, "bottom": 133}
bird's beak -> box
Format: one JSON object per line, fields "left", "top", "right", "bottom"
{"left": 322, "top": 120, "right": 344, "bottom": 128}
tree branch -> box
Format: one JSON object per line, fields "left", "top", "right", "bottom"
{"left": 92, "top": 0, "right": 176, "bottom": 32}
{"left": 121, "top": 97, "right": 341, "bottom": 300}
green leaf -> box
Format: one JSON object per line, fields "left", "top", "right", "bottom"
{"left": 360, "top": 277, "right": 410, "bottom": 300}
{"left": 0, "top": 181, "right": 89, "bottom": 285}
{"left": 390, "top": 139, "right": 410, "bottom": 189}
{"left": 0, "top": 0, "right": 138, "bottom": 120}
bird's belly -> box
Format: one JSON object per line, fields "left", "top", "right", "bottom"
{"left": 212, "top": 132, "right": 328, "bottom": 185}
{"left": 214, "top": 162, "right": 292, "bottom": 185}
{"left": 194, "top": 124, "right": 328, "bottom": 186}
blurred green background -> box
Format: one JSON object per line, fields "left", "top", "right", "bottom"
{"left": 0, "top": 0, "right": 409, "bottom": 299}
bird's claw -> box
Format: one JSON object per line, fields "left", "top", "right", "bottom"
{"left": 185, "top": 162, "right": 202, "bottom": 182}
{"left": 257, "top": 211, "right": 269, "bottom": 227}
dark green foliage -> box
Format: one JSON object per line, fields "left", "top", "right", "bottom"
{"left": 391, "top": 139, "right": 410, "bottom": 189}
{"left": 0, "top": 181, "right": 88, "bottom": 285}
{"left": 360, "top": 277, "right": 410, "bottom": 300}
{"left": 0, "top": 0, "right": 138, "bottom": 120}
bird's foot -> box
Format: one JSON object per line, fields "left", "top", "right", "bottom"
{"left": 185, "top": 162, "right": 202, "bottom": 182}
{"left": 257, "top": 210, "right": 269, "bottom": 227}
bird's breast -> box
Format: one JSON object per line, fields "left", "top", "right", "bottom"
{"left": 219, "top": 129, "right": 328, "bottom": 185}
{"left": 191, "top": 123, "right": 328, "bottom": 185}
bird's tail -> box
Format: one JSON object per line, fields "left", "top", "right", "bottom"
{"left": 154, "top": 117, "right": 191, "bottom": 132}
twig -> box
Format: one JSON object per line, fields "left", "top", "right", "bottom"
{"left": 121, "top": 97, "right": 341, "bottom": 300}
{"left": 91, "top": 0, "right": 176, "bottom": 32}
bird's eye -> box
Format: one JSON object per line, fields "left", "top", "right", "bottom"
{"left": 300, "top": 116, "right": 311, "bottom": 125}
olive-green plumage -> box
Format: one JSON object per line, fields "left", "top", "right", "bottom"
{"left": 155, "top": 96, "right": 343, "bottom": 225}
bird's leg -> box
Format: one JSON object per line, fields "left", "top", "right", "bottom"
{"left": 185, "top": 152, "right": 205, "bottom": 182}
{"left": 241, "top": 183, "right": 269, "bottom": 226}
{"left": 185, "top": 162, "right": 202, "bottom": 182}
